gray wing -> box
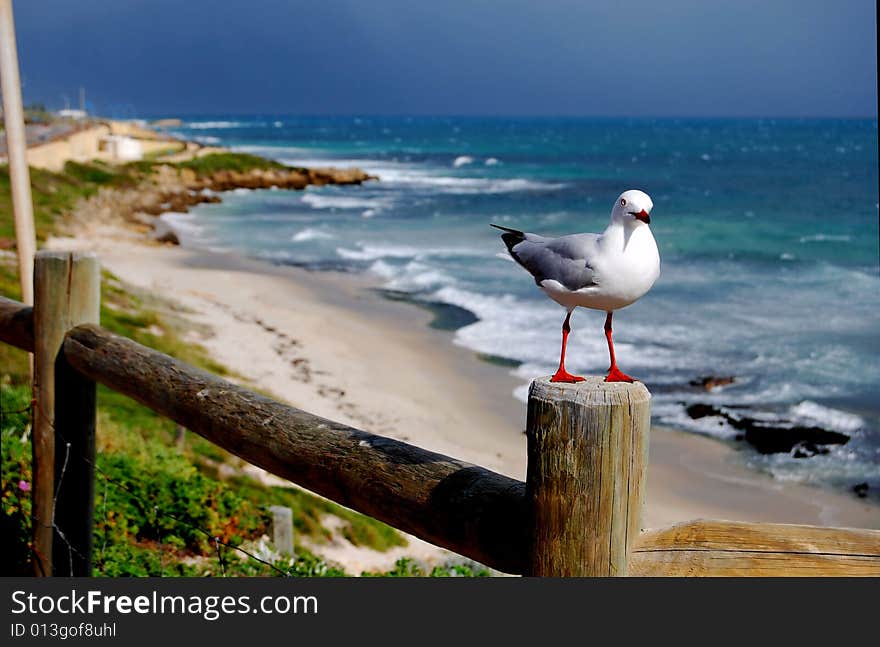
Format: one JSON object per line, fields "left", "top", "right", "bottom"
{"left": 493, "top": 225, "right": 600, "bottom": 290}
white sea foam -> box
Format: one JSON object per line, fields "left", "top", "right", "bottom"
{"left": 453, "top": 155, "right": 474, "bottom": 168}
{"left": 380, "top": 261, "right": 456, "bottom": 291}
{"left": 484, "top": 157, "right": 500, "bottom": 166}
{"left": 512, "top": 384, "right": 530, "bottom": 403}
{"left": 291, "top": 228, "right": 334, "bottom": 243}
{"left": 336, "top": 243, "right": 485, "bottom": 262}
{"left": 788, "top": 401, "right": 864, "bottom": 433}
{"left": 301, "top": 193, "right": 391, "bottom": 211}
{"left": 798, "top": 234, "right": 852, "bottom": 243}
{"left": 193, "top": 135, "right": 221, "bottom": 145}
{"left": 375, "top": 168, "right": 566, "bottom": 194}
{"left": 337, "top": 245, "right": 423, "bottom": 261}
{"left": 186, "top": 120, "right": 254, "bottom": 129}
{"left": 368, "top": 260, "right": 397, "bottom": 280}
{"left": 158, "top": 212, "right": 207, "bottom": 245}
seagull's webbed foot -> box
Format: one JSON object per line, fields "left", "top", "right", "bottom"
{"left": 551, "top": 368, "right": 586, "bottom": 383}
{"left": 604, "top": 366, "right": 635, "bottom": 383}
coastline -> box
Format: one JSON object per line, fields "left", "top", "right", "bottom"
{"left": 48, "top": 225, "right": 880, "bottom": 539}
{"left": 23, "top": 128, "right": 873, "bottom": 571}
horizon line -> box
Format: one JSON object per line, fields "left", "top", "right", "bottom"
{"left": 131, "top": 112, "right": 880, "bottom": 121}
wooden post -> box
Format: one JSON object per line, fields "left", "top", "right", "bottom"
{"left": 0, "top": 0, "right": 37, "bottom": 306}
{"left": 174, "top": 424, "right": 186, "bottom": 449}
{"left": 32, "top": 251, "right": 100, "bottom": 576}
{"left": 269, "top": 505, "right": 294, "bottom": 556}
{"left": 526, "top": 376, "right": 651, "bottom": 576}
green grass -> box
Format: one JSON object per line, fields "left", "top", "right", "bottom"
{"left": 0, "top": 262, "right": 29, "bottom": 384}
{"left": 175, "top": 152, "right": 287, "bottom": 176}
{"left": 0, "top": 161, "right": 150, "bottom": 244}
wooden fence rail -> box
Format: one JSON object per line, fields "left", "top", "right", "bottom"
{"left": 1, "top": 251, "right": 879, "bottom": 577}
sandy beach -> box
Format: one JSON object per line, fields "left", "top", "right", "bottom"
{"left": 47, "top": 217, "right": 879, "bottom": 572}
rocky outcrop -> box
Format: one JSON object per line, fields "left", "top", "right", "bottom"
{"left": 61, "top": 162, "right": 377, "bottom": 243}
{"left": 689, "top": 375, "right": 736, "bottom": 391}
{"left": 684, "top": 403, "right": 850, "bottom": 456}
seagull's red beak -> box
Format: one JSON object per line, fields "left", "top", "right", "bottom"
{"left": 635, "top": 209, "right": 651, "bottom": 224}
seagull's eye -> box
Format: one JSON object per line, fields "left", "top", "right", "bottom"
{"left": 620, "top": 198, "right": 627, "bottom": 206}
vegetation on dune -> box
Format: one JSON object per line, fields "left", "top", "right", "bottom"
{"left": 1, "top": 160, "right": 147, "bottom": 243}
{"left": 1, "top": 156, "right": 483, "bottom": 577}
{"left": 175, "top": 152, "right": 288, "bottom": 176}
{"left": 0, "top": 152, "right": 297, "bottom": 244}
{"left": 2, "top": 257, "right": 414, "bottom": 576}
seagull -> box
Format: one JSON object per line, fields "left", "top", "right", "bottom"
{"left": 492, "top": 189, "right": 660, "bottom": 383}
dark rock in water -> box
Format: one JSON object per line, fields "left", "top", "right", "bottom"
{"left": 150, "top": 220, "right": 180, "bottom": 245}
{"left": 153, "top": 229, "right": 180, "bottom": 245}
{"left": 684, "top": 402, "right": 850, "bottom": 455}
{"left": 791, "top": 441, "right": 831, "bottom": 458}
{"left": 689, "top": 375, "right": 736, "bottom": 391}
{"left": 852, "top": 482, "right": 869, "bottom": 498}
{"left": 744, "top": 425, "right": 847, "bottom": 455}
{"left": 685, "top": 403, "right": 720, "bottom": 419}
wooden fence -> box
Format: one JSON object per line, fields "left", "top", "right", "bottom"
{"left": 1, "top": 251, "right": 878, "bottom": 577}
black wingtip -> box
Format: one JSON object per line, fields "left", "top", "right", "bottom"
{"left": 491, "top": 223, "right": 526, "bottom": 257}
{"left": 490, "top": 223, "right": 522, "bottom": 235}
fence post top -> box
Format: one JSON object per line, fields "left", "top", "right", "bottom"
{"left": 35, "top": 249, "right": 99, "bottom": 262}
{"left": 528, "top": 375, "right": 651, "bottom": 406}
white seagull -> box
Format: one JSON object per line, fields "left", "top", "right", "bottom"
{"left": 493, "top": 189, "right": 660, "bottom": 383}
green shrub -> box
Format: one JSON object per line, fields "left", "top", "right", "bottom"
{"left": 176, "top": 153, "right": 286, "bottom": 176}
{"left": 1, "top": 385, "right": 34, "bottom": 576}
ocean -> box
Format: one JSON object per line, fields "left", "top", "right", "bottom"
{"left": 163, "top": 116, "right": 879, "bottom": 499}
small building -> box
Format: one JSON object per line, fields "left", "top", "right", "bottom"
{"left": 100, "top": 135, "right": 143, "bottom": 161}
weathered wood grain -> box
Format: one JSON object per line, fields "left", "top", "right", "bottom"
{"left": 631, "top": 519, "right": 880, "bottom": 576}
{"left": 526, "top": 376, "right": 651, "bottom": 576}
{"left": 32, "top": 251, "right": 100, "bottom": 576}
{"left": 0, "top": 295, "right": 34, "bottom": 351}
{"left": 62, "top": 323, "right": 529, "bottom": 574}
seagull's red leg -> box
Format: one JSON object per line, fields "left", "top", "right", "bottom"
{"left": 604, "top": 311, "right": 635, "bottom": 383}
{"left": 551, "top": 310, "right": 585, "bottom": 383}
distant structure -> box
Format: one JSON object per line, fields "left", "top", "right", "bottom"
{"left": 99, "top": 134, "right": 143, "bottom": 161}
{"left": 57, "top": 108, "right": 87, "bottom": 120}
{"left": 57, "top": 87, "right": 88, "bottom": 119}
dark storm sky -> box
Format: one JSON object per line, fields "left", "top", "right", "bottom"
{"left": 10, "top": 0, "right": 878, "bottom": 117}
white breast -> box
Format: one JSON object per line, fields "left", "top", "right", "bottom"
{"left": 543, "top": 224, "right": 660, "bottom": 312}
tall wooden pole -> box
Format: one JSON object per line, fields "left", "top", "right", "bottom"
{"left": 526, "top": 376, "right": 651, "bottom": 576}
{"left": 0, "top": 0, "right": 36, "bottom": 305}
{"left": 32, "top": 251, "right": 100, "bottom": 576}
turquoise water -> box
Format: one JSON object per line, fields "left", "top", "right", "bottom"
{"left": 166, "top": 116, "right": 879, "bottom": 496}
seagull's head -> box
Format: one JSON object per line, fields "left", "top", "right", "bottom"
{"left": 612, "top": 189, "right": 653, "bottom": 226}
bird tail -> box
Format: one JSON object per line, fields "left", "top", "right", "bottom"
{"left": 490, "top": 223, "right": 525, "bottom": 255}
